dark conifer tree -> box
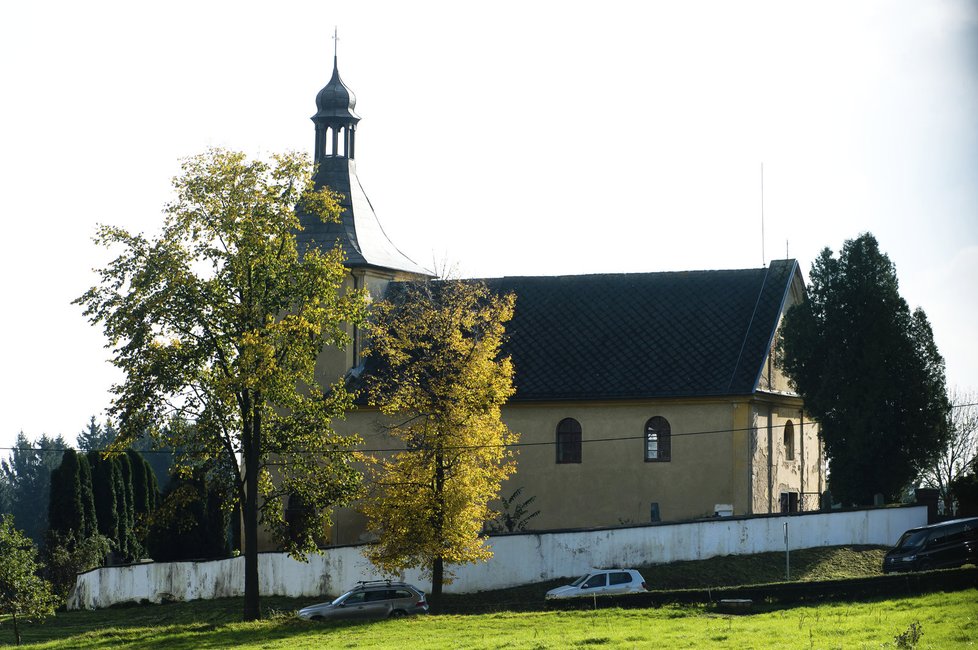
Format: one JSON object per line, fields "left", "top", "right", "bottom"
{"left": 779, "top": 233, "right": 951, "bottom": 504}
{"left": 77, "top": 454, "right": 97, "bottom": 539}
{"left": 48, "top": 450, "right": 85, "bottom": 538}
{"left": 113, "top": 455, "right": 136, "bottom": 561}
{"left": 125, "top": 450, "right": 151, "bottom": 517}
{"left": 87, "top": 452, "right": 118, "bottom": 544}
{"left": 0, "top": 433, "right": 68, "bottom": 544}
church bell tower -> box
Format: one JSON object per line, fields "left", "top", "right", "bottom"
{"left": 297, "top": 47, "right": 432, "bottom": 293}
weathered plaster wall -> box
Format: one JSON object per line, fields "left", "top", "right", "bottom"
{"left": 71, "top": 506, "right": 924, "bottom": 610}
{"left": 750, "top": 402, "right": 821, "bottom": 515}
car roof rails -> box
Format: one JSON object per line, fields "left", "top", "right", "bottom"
{"left": 355, "top": 579, "right": 406, "bottom": 588}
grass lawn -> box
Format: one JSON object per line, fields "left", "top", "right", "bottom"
{"left": 3, "top": 546, "right": 974, "bottom": 648}
{"left": 5, "top": 590, "right": 975, "bottom": 649}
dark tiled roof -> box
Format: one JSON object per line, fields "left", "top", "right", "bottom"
{"left": 481, "top": 259, "right": 798, "bottom": 401}
{"left": 357, "top": 259, "right": 799, "bottom": 403}
{"left": 298, "top": 157, "right": 431, "bottom": 277}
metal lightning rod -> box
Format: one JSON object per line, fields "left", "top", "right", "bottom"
{"left": 761, "top": 163, "right": 766, "bottom": 267}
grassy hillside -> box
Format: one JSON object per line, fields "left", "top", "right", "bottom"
{"left": 2, "top": 545, "right": 896, "bottom": 646}
{"left": 641, "top": 544, "right": 888, "bottom": 588}
{"left": 439, "top": 544, "right": 889, "bottom": 612}
{"left": 6, "top": 589, "right": 975, "bottom": 648}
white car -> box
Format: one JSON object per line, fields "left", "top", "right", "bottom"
{"left": 545, "top": 569, "right": 648, "bottom": 599}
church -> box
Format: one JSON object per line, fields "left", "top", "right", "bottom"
{"left": 299, "top": 55, "right": 824, "bottom": 545}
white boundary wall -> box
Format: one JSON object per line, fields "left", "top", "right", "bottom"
{"left": 67, "top": 506, "right": 926, "bottom": 610}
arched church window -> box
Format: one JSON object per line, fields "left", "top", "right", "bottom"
{"left": 644, "top": 416, "right": 671, "bottom": 462}
{"left": 556, "top": 418, "right": 582, "bottom": 464}
{"left": 784, "top": 420, "right": 795, "bottom": 460}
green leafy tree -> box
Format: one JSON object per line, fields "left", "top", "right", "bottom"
{"left": 75, "top": 148, "right": 366, "bottom": 620}
{"left": 778, "top": 233, "right": 951, "bottom": 504}
{"left": 41, "top": 530, "right": 111, "bottom": 602}
{"left": 0, "top": 516, "right": 58, "bottom": 645}
{"left": 0, "top": 434, "right": 68, "bottom": 545}
{"left": 361, "top": 280, "right": 518, "bottom": 606}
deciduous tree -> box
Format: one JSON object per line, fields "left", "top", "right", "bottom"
{"left": 918, "top": 388, "right": 978, "bottom": 513}
{"left": 361, "top": 280, "right": 518, "bottom": 605}
{"left": 778, "top": 233, "right": 951, "bottom": 504}
{"left": 950, "top": 455, "right": 978, "bottom": 516}
{"left": 75, "top": 148, "right": 366, "bottom": 620}
{"left": 0, "top": 516, "right": 58, "bottom": 645}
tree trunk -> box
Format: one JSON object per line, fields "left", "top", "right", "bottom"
{"left": 429, "top": 446, "right": 445, "bottom": 611}
{"left": 431, "top": 556, "right": 444, "bottom": 612}
{"left": 12, "top": 611, "right": 20, "bottom": 646}
{"left": 242, "top": 394, "right": 261, "bottom": 621}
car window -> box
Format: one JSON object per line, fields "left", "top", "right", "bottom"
{"left": 393, "top": 590, "right": 413, "bottom": 599}
{"left": 570, "top": 575, "right": 589, "bottom": 587}
{"left": 582, "top": 574, "right": 607, "bottom": 589}
{"left": 896, "top": 530, "right": 928, "bottom": 549}
{"left": 609, "top": 572, "right": 632, "bottom": 585}
{"left": 343, "top": 592, "right": 366, "bottom": 605}
{"left": 365, "top": 590, "right": 391, "bottom": 602}
{"left": 945, "top": 523, "right": 965, "bottom": 543}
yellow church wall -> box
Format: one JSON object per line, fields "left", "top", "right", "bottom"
{"left": 313, "top": 268, "right": 425, "bottom": 391}
{"left": 328, "top": 397, "right": 782, "bottom": 533}
{"left": 258, "top": 388, "right": 824, "bottom": 551}
{"left": 315, "top": 399, "right": 747, "bottom": 545}
{"left": 496, "top": 399, "right": 746, "bottom": 529}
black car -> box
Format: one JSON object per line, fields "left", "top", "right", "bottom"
{"left": 882, "top": 517, "right": 978, "bottom": 573}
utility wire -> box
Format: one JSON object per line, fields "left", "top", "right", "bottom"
{"left": 2, "top": 402, "right": 975, "bottom": 456}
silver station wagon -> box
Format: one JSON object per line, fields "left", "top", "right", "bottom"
{"left": 298, "top": 580, "right": 429, "bottom": 621}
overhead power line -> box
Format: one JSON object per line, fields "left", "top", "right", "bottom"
{"left": 3, "top": 402, "right": 974, "bottom": 457}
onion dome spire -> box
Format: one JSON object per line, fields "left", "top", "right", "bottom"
{"left": 312, "top": 30, "right": 360, "bottom": 161}
{"left": 299, "top": 34, "right": 431, "bottom": 278}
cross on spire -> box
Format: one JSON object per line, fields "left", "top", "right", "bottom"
{"left": 333, "top": 27, "right": 339, "bottom": 58}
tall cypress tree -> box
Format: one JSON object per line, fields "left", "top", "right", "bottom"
{"left": 125, "top": 450, "right": 150, "bottom": 517}
{"left": 48, "top": 450, "right": 84, "bottom": 538}
{"left": 77, "top": 454, "right": 97, "bottom": 539}
{"left": 113, "top": 455, "right": 135, "bottom": 561}
{"left": 87, "top": 452, "right": 118, "bottom": 544}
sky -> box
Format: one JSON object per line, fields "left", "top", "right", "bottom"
{"left": 1, "top": 0, "right": 976, "bottom": 451}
